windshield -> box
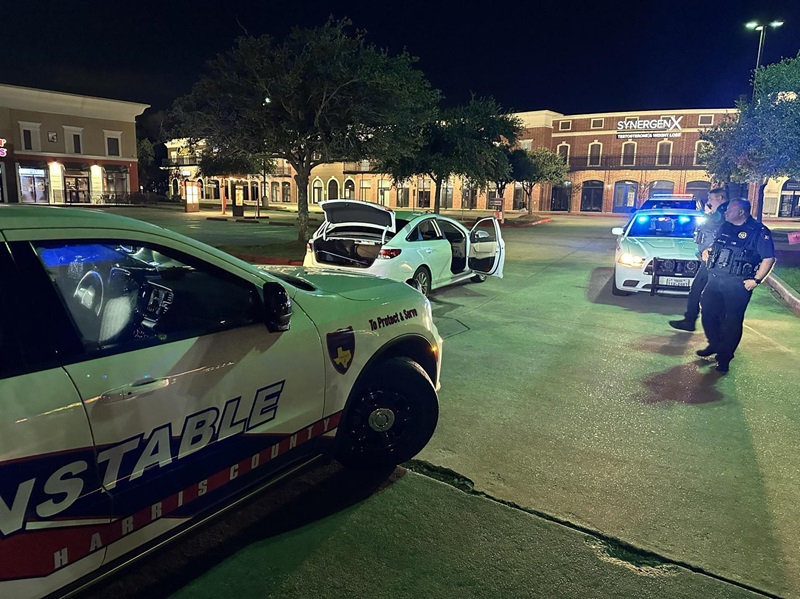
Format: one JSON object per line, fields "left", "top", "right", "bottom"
{"left": 626, "top": 214, "right": 700, "bottom": 238}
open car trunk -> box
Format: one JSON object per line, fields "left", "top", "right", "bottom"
{"left": 311, "top": 237, "right": 383, "bottom": 268}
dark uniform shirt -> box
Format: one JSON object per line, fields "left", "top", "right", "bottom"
{"left": 695, "top": 203, "right": 728, "bottom": 255}
{"left": 707, "top": 217, "right": 775, "bottom": 279}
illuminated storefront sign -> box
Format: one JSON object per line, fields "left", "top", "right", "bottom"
{"left": 616, "top": 116, "right": 683, "bottom": 139}
{"left": 0, "top": 138, "right": 6, "bottom": 157}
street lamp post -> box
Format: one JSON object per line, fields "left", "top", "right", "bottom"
{"left": 746, "top": 20, "right": 784, "bottom": 97}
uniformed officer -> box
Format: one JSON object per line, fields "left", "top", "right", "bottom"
{"left": 669, "top": 187, "right": 728, "bottom": 331}
{"left": 697, "top": 198, "right": 776, "bottom": 373}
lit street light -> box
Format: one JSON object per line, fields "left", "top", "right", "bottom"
{"left": 746, "top": 20, "right": 784, "bottom": 96}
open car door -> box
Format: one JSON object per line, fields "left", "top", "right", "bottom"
{"left": 468, "top": 217, "right": 505, "bottom": 277}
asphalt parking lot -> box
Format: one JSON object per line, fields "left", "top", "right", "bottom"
{"left": 83, "top": 205, "right": 800, "bottom": 599}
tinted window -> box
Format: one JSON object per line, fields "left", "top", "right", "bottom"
{"left": 627, "top": 215, "right": 699, "bottom": 238}
{"left": 32, "top": 241, "right": 261, "bottom": 354}
{"left": 407, "top": 219, "right": 441, "bottom": 242}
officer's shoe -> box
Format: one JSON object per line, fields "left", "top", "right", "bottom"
{"left": 696, "top": 346, "right": 716, "bottom": 357}
{"left": 715, "top": 361, "right": 730, "bottom": 374}
{"left": 669, "top": 319, "right": 696, "bottom": 332}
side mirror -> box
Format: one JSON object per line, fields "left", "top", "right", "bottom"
{"left": 611, "top": 227, "right": 624, "bottom": 236}
{"left": 263, "top": 281, "right": 292, "bottom": 332}
{"left": 471, "top": 230, "right": 491, "bottom": 242}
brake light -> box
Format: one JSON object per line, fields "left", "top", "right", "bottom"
{"left": 378, "top": 248, "right": 402, "bottom": 259}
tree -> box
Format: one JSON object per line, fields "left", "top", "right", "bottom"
{"left": 136, "top": 138, "right": 168, "bottom": 195}
{"left": 517, "top": 148, "right": 569, "bottom": 215}
{"left": 375, "top": 97, "right": 521, "bottom": 214}
{"left": 171, "top": 19, "right": 438, "bottom": 241}
{"left": 702, "top": 52, "right": 800, "bottom": 219}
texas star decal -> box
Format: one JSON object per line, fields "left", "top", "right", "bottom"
{"left": 327, "top": 326, "right": 355, "bottom": 374}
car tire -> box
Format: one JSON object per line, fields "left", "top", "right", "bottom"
{"left": 336, "top": 357, "right": 439, "bottom": 469}
{"left": 611, "top": 269, "right": 631, "bottom": 296}
{"left": 412, "top": 266, "right": 432, "bottom": 296}
{"left": 470, "top": 273, "right": 487, "bottom": 283}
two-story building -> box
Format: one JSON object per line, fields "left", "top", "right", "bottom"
{"left": 165, "top": 106, "right": 800, "bottom": 218}
{"left": 0, "top": 84, "right": 149, "bottom": 204}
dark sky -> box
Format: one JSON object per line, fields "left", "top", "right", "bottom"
{"left": 2, "top": 0, "right": 798, "bottom": 116}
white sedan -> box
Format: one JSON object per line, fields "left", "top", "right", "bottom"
{"left": 611, "top": 208, "right": 706, "bottom": 296}
{"left": 304, "top": 200, "right": 505, "bottom": 296}
{"left": 0, "top": 205, "right": 442, "bottom": 598}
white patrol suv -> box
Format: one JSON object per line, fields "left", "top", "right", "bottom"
{"left": 0, "top": 205, "right": 442, "bottom": 598}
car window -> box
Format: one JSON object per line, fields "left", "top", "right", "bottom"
{"left": 0, "top": 311, "right": 22, "bottom": 379}
{"left": 436, "top": 219, "right": 464, "bottom": 242}
{"left": 627, "top": 215, "right": 699, "bottom": 238}
{"left": 407, "top": 219, "right": 442, "bottom": 242}
{"left": 32, "top": 240, "right": 262, "bottom": 354}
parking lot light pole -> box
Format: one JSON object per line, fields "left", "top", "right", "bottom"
{"left": 746, "top": 20, "right": 784, "bottom": 98}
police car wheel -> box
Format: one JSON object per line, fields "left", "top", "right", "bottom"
{"left": 471, "top": 273, "right": 487, "bottom": 283}
{"left": 412, "top": 266, "right": 431, "bottom": 296}
{"left": 336, "top": 357, "right": 439, "bottom": 469}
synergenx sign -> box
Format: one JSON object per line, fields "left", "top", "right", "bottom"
{"left": 616, "top": 116, "right": 683, "bottom": 139}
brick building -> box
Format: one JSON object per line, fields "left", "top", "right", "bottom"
{"left": 0, "top": 84, "right": 148, "bottom": 204}
{"left": 166, "top": 106, "right": 800, "bottom": 218}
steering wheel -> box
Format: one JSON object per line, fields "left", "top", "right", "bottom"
{"left": 73, "top": 271, "right": 104, "bottom": 316}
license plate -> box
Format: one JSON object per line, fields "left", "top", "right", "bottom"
{"left": 660, "top": 277, "right": 691, "bottom": 287}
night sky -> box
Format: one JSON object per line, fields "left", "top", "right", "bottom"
{"left": 2, "top": 0, "right": 798, "bottom": 116}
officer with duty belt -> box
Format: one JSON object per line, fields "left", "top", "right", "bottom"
{"left": 697, "top": 198, "right": 776, "bottom": 373}
{"left": 669, "top": 187, "right": 728, "bottom": 331}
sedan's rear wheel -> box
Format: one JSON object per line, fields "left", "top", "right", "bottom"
{"left": 336, "top": 357, "right": 439, "bottom": 469}
{"left": 412, "top": 266, "right": 432, "bottom": 296}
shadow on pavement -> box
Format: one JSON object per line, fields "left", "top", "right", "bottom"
{"left": 81, "top": 461, "right": 399, "bottom": 599}
{"left": 587, "top": 267, "right": 688, "bottom": 315}
{"left": 639, "top": 363, "right": 725, "bottom": 404}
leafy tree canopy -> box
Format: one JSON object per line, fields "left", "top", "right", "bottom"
{"left": 376, "top": 96, "right": 521, "bottom": 213}
{"left": 702, "top": 52, "right": 800, "bottom": 216}
{"left": 171, "top": 18, "right": 439, "bottom": 240}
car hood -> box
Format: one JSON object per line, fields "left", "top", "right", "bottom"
{"left": 256, "top": 265, "right": 417, "bottom": 301}
{"left": 624, "top": 237, "right": 698, "bottom": 258}
{"left": 320, "top": 200, "right": 396, "bottom": 233}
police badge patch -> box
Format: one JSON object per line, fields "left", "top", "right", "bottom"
{"left": 327, "top": 326, "right": 355, "bottom": 374}
{"left": 738, "top": 232, "right": 747, "bottom": 239}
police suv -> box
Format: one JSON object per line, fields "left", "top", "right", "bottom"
{"left": 0, "top": 206, "right": 442, "bottom": 598}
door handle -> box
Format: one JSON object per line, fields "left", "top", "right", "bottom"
{"left": 100, "top": 378, "right": 170, "bottom": 403}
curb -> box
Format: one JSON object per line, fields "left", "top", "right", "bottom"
{"left": 228, "top": 253, "right": 303, "bottom": 266}
{"left": 765, "top": 273, "right": 800, "bottom": 316}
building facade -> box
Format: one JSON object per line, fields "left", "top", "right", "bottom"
{"left": 0, "top": 84, "right": 149, "bottom": 204}
{"left": 166, "top": 106, "right": 800, "bottom": 218}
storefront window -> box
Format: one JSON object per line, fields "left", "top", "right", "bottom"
{"left": 281, "top": 182, "right": 291, "bottom": 203}
{"left": 417, "top": 178, "right": 431, "bottom": 208}
{"left": 344, "top": 180, "right": 355, "bottom": 199}
{"left": 613, "top": 180, "right": 638, "bottom": 213}
{"left": 65, "top": 168, "right": 90, "bottom": 204}
{"left": 19, "top": 167, "right": 49, "bottom": 203}
{"left": 103, "top": 167, "right": 128, "bottom": 200}
{"left": 312, "top": 180, "right": 323, "bottom": 203}
{"left": 396, "top": 186, "right": 409, "bottom": 208}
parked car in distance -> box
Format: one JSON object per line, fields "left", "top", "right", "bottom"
{"left": 611, "top": 208, "right": 706, "bottom": 296}
{"left": 304, "top": 200, "right": 505, "bottom": 296}
{"left": 0, "top": 205, "right": 442, "bottom": 599}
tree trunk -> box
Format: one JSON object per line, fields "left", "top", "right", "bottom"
{"left": 433, "top": 174, "right": 443, "bottom": 214}
{"left": 523, "top": 182, "right": 534, "bottom": 215}
{"left": 754, "top": 178, "right": 768, "bottom": 222}
{"left": 295, "top": 167, "right": 310, "bottom": 242}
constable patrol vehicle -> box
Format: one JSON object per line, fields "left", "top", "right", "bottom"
{"left": 611, "top": 208, "right": 706, "bottom": 296}
{"left": 0, "top": 205, "right": 442, "bottom": 598}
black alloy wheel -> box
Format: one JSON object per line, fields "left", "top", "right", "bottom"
{"left": 412, "top": 266, "right": 432, "bottom": 297}
{"left": 336, "top": 357, "right": 439, "bottom": 468}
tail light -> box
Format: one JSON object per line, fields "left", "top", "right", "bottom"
{"left": 378, "top": 248, "right": 402, "bottom": 259}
